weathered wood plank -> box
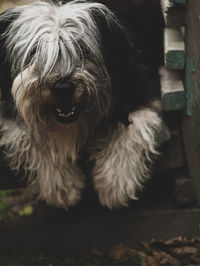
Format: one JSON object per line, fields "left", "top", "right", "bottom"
{"left": 164, "top": 27, "right": 185, "bottom": 70}
{"left": 0, "top": 205, "right": 199, "bottom": 254}
{"left": 161, "top": 0, "right": 186, "bottom": 27}
{"left": 157, "top": 122, "right": 171, "bottom": 146}
{"left": 158, "top": 133, "right": 185, "bottom": 170}
{"left": 175, "top": 173, "right": 195, "bottom": 206}
{"left": 169, "top": 0, "right": 186, "bottom": 4}
{"left": 182, "top": 0, "right": 200, "bottom": 205}
{"left": 159, "top": 66, "right": 185, "bottom": 110}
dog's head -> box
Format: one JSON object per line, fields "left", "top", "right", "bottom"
{"left": 0, "top": 1, "right": 136, "bottom": 135}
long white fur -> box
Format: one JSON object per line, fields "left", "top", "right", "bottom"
{"left": 0, "top": 0, "right": 163, "bottom": 210}
{"left": 91, "top": 109, "right": 162, "bottom": 209}
{"left": 0, "top": 119, "right": 85, "bottom": 209}
{"left": 0, "top": 107, "right": 162, "bottom": 209}
{"left": 4, "top": 0, "right": 114, "bottom": 80}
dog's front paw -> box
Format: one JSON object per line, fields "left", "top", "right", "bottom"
{"left": 31, "top": 162, "right": 85, "bottom": 210}
{"left": 94, "top": 175, "right": 137, "bottom": 209}
{"left": 42, "top": 185, "right": 82, "bottom": 210}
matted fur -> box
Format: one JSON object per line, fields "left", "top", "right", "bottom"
{"left": 0, "top": 118, "right": 85, "bottom": 209}
{"left": 7, "top": 0, "right": 113, "bottom": 160}
{"left": 0, "top": 107, "right": 161, "bottom": 209}
{"left": 0, "top": 0, "right": 163, "bottom": 210}
{"left": 4, "top": 0, "right": 112, "bottom": 79}
{"left": 91, "top": 108, "right": 162, "bottom": 209}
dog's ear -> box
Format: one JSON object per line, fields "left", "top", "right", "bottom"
{"left": 0, "top": 9, "right": 20, "bottom": 118}
{"left": 91, "top": 7, "right": 141, "bottom": 125}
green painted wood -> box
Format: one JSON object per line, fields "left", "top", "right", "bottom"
{"left": 161, "top": 0, "right": 187, "bottom": 27}
{"left": 185, "top": 58, "right": 196, "bottom": 116}
{"left": 162, "top": 91, "right": 185, "bottom": 110}
{"left": 164, "top": 28, "right": 185, "bottom": 70}
{"left": 182, "top": 0, "right": 200, "bottom": 206}
{"left": 165, "top": 51, "right": 185, "bottom": 70}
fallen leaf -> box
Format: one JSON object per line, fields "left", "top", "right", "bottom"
{"left": 152, "top": 250, "right": 180, "bottom": 265}
{"left": 19, "top": 205, "right": 33, "bottom": 216}
{"left": 109, "top": 243, "right": 129, "bottom": 259}
{"left": 170, "top": 246, "right": 198, "bottom": 257}
{"left": 90, "top": 248, "right": 104, "bottom": 257}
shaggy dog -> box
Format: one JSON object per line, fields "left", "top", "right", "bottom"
{"left": 0, "top": 0, "right": 162, "bottom": 210}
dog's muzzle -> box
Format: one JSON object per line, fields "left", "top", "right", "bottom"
{"left": 51, "top": 80, "right": 80, "bottom": 124}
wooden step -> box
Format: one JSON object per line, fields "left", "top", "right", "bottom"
{"left": 174, "top": 173, "right": 195, "bottom": 206}
{"left": 159, "top": 66, "right": 185, "bottom": 111}
{"left": 164, "top": 27, "right": 185, "bottom": 70}
{"left": 158, "top": 133, "right": 185, "bottom": 169}
{"left": 182, "top": 0, "right": 200, "bottom": 207}
{"left": 0, "top": 204, "right": 199, "bottom": 254}
{"left": 169, "top": 0, "right": 186, "bottom": 4}
{"left": 161, "top": 0, "right": 186, "bottom": 27}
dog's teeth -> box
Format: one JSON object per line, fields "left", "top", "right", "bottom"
{"left": 58, "top": 111, "right": 75, "bottom": 118}
{"left": 56, "top": 108, "right": 62, "bottom": 113}
{"left": 66, "top": 111, "right": 74, "bottom": 118}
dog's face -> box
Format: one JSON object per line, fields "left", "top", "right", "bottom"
{"left": 3, "top": 1, "right": 116, "bottom": 131}
{"left": 0, "top": 1, "right": 136, "bottom": 142}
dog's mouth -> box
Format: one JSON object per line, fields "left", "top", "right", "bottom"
{"left": 54, "top": 103, "right": 79, "bottom": 124}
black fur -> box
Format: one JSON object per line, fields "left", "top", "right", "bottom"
{"left": 89, "top": 3, "right": 161, "bottom": 126}
{"left": 0, "top": 9, "right": 20, "bottom": 119}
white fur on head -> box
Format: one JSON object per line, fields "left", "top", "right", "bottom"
{"left": 4, "top": 0, "right": 115, "bottom": 80}
{"left": 5, "top": 0, "right": 114, "bottom": 121}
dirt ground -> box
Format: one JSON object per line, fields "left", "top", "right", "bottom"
{"left": 0, "top": 236, "right": 200, "bottom": 265}
{"left": 0, "top": 189, "right": 199, "bottom": 266}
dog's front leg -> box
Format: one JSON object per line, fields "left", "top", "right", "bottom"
{"left": 0, "top": 122, "right": 85, "bottom": 210}
{"left": 32, "top": 158, "right": 85, "bottom": 210}
{"left": 92, "top": 108, "right": 162, "bottom": 209}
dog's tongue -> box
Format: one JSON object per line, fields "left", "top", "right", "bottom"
{"left": 54, "top": 104, "right": 79, "bottom": 124}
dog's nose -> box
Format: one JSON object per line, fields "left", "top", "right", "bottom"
{"left": 51, "top": 80, "right": 75, "bottom": 99}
